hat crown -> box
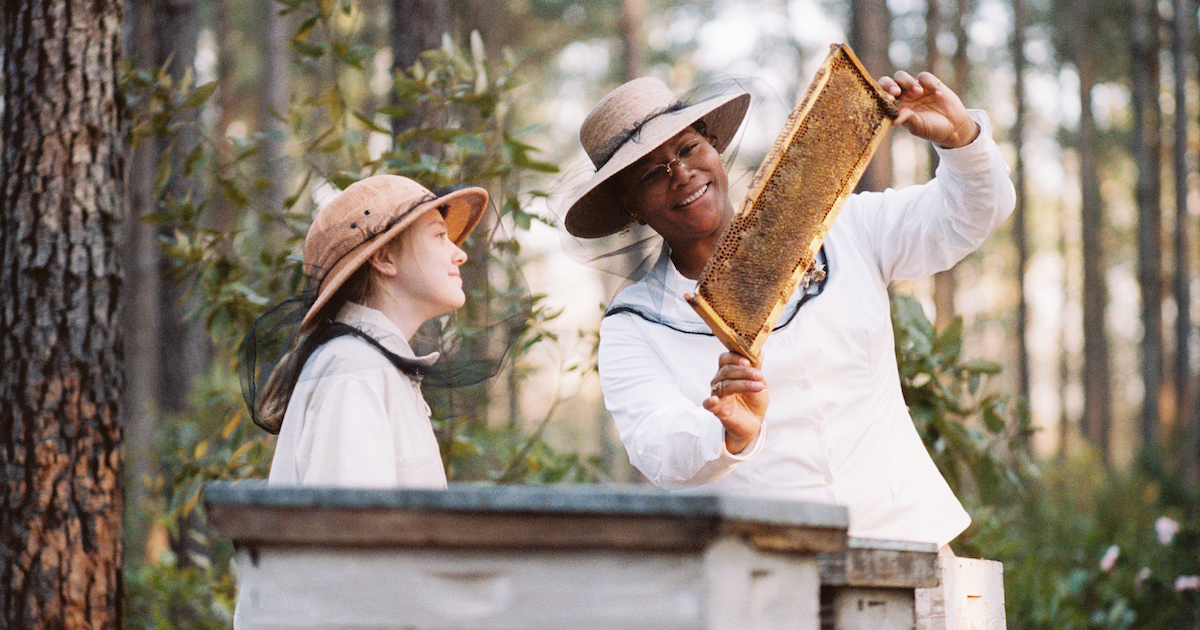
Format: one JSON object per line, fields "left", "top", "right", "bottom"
{"left": 303, "top": 175, "right": 435, "bottom": 288}
{"left": 580, "top": 77, "right": 678, "bottom": 168}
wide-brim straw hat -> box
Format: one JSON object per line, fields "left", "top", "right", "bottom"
{"left": 300, "top": 174, "right": 487, "bottom": 331}
{"left": 563, "top": 77, "right": 751, "bottom": 238}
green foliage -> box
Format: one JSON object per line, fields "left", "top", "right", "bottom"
{"left": 892, "top": 293, "right": 1034, "bottom": 511}
{"left": 975, "top": 455, "right": 1200, "bottom": 629}
{"left": 120, "top": 4, "right": 592, "bottom": 626}
{"left": 125, "top": 557, "right": 236, "bottom": 630}
{"left": 891, "top": 294, "right": 1200, "bottom": 626}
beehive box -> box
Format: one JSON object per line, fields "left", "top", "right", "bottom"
{"left": 686, "top": 44, "right": 898, "bottom": 362}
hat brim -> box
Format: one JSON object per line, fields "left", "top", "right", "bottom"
{"left": 563, "top": 91, "right": 751, "bottom": 239}
{"left": 300, "top": 185, "right": 488, "bottom": 332}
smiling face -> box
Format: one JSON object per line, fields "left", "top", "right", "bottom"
{"left": 400, "top": 209, "right": 468, "bottom": 315}
{"left": 373, "top": 208, "right": 469, "bottom": 333}
{"left": 613, "top": 128, "right": 735, "bottom": 259}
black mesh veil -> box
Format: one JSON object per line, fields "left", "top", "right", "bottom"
{"left": 240, "top": 193, "right": 529, "bottom": 434}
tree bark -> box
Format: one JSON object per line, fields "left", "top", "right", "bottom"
{"left": 263, "top": 0, "right": 291, "bottom": 215}
{"left": 1174, "top": 0, "right": 1197, "bottom": 481}
{"left": 1131, "top": 0, "right": 1163, "bottom": 450}
{"left": 933, "top": 0, "right": 974, "bottom": 329}
{"left": 120, "top": 0, "right": 165, "bottom": 555}
{"left": 1076, "top": 0, "right": 1112, "bottom": 465}
{"left": 619, "top": 0, "right": 646, "bottom": 81}
{"left": 0, "top": 0, "right": 125, "bottom": 626}
{"left": 155, "top": 0, "right": 206, "bottom": 415}
{"left": 120, "top": 0, "right": 201, "bottom": 560}
{"left": 851, "top": 0, "right": 893, "bottom": 192}
{"left": 391, "top": 0, "right": 450, "bottom": 151}
{"left": 392, "top": 0, "right": 449, "bottom": 71}
{"left": 1011, "top": 0, "right": 1032, "bottom": 445}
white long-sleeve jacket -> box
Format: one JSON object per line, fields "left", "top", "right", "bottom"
{"left": 267, "top": 302, "right": 447, "bottom": 489}
{"left": 598, "top": 111, "right": 1014, "bottom": 547}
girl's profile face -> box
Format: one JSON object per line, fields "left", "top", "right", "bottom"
{"left": 392, "top": 209, "right": 469, "bottom": 319}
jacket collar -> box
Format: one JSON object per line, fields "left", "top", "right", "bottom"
{"left": 335, "top": 302, "right": 440, "bottom": 366}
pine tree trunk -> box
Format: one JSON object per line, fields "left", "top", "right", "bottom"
{"left": 1076, "top": 0, "right": 1112, "bottom": 465}
{"left": 121, "top": 0, "right": 202, "bottom": 560}
{"left": 1131, "top": 0, "right": 1163, "bottom": 450}
{"left": 1173, "top": 0, "right": 1197, "bottom": 481}
{"left": 121, "top": 0, "right": 165, "bottom": 555}
{"left": 933, "top": 0, "right": 974, "bottom": 329}
{"left": 850, "top": 0, "right": 893, "bottom": 192}
{"left": 1012, "top": 0, "right": 1032, "bottom": 445}
{"left": 0, "top": 0, "right": 125, "bottom": 626}
{"left": 619, "top": 0, "right": 646, "bottom": 81}
{"left": 391, "top": 0, "right": 450, "bottom": 151}
{"left": 263, "top": 0, "right": 291, "bottom": 215}
{"left": 155, "top": 0, "right": 206, "bottom": 415}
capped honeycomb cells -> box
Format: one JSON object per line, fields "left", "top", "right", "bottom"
{"left": 691, "top": 45, "right": 896, "bottom": 358}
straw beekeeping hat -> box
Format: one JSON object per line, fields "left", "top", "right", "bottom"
{"left": 563, "top": 77, "right": 751, "bottom": 238}
{"left": 301, "top": 174, "right": 487, "bottom": 331}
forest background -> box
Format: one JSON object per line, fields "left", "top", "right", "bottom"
{"left": 2, "top": 0, "right": 1200, "bottom": 627}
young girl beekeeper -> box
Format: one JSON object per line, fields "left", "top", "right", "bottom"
{"left": 242, "top": 174, "right": 487, "bottom": 488}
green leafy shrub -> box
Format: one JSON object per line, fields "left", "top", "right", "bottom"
{"left": 891, "top": 294, "right": 1200, "bottom": 627}
{"left": 121, "top": 3, "right": 590, "bottom": 624}
{"left": 892, "top": 293, "right": 1034, "bottom": 511}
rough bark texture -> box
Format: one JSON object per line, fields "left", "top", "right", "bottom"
{"left": 0, "top": 0, "right": 126, "bottom": 627}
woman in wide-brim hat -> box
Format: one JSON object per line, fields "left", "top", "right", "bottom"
{"left": 244, "top": 174, "right": 486, "bottom": 489}
{"left": 566, "top": 67, "right": 1014, "bottom": 550}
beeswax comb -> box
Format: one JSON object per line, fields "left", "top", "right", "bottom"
{"left": 686, "top": 44, "right": 899, "bottom": 362}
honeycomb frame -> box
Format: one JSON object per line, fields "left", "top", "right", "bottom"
{"left": 686, "top": 44, "right": 899, "bottom": 362}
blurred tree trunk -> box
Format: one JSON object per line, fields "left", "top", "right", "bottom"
{"left": 1058, "top": 199, "right": 1073, "bottom": 457}
{"left": 391, "top": 0, "right": 449, "bottom": 151}
{"left": 619, "top": 0, "right": 646, "bottom": 81}
{"left": 1011, "top": 0, "right": 1032, "bottom": 443}
{"left": 121, "top": 0, "right": 201, "bottom": 560}
{"left": 263, "top": 0, "right": 291, "bottom": 215}
{"left": 121, "top": 0, "right": 165, "bottom": 554}
{"left": 392, "top": 0, "right": 448, "bottom": 70}
{"left": 155, "top": 0, "right": 204, "bottom": 415}
{"left": 1076, "top": 0, "right": 1112, "bottom": 465}
{"left": 1174, "top": 0, "right": 1197, "bottom": 481}
{"left": 0, "top": 0, "right": 125, "bottom": 626}
{"left": 851, "top": 0, "right": 893, "bottom": 191}
{"left": 1131, "top": 0, "right": 1163, "bottom": 450}
{"left": 925, "top": 0, "right": 942, "bottom": 175}
{"left": 932, "top": 0, "right": 974, "bottom": 329}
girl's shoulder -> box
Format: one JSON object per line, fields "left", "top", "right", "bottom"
{"left": 299, "top": 334, "right": 397, "bottom": 381}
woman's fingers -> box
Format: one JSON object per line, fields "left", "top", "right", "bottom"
{"left": 709, "top": 352, "right": 765, "bottom": 398}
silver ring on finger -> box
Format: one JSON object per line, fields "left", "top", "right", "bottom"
{"left": 712, "top": 381, "right": 722, "bottom": 397}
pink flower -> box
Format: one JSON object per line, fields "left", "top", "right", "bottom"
{"left": 1136, "top": 567, "right": 1151, "bottom": 589}
{"left": 1099, "top": 545, "right": 1119, "bottom": 573}
{"left": 1175, "top": 575, "right": 1200, "bottom": 591}
{"left": 1156, "top": 516, "right": 1180, "bottom": 545}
